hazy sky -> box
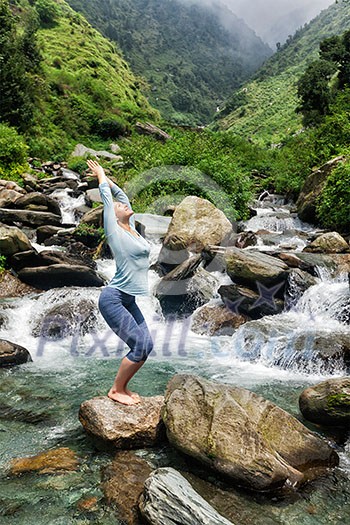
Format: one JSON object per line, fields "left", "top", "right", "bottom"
{"left": 183, "top": 0, "right": 336, "bottom": 47}
{"left": 224, "top": 0, "right": 335, "bottom": 46}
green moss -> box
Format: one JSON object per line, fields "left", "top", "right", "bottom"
{"left": 327, "top": 393, "right": 350, "bottom": 415}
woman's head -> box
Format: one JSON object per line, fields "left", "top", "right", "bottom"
{"left": 114, "top": 201, "right": 134, "bottom": 222}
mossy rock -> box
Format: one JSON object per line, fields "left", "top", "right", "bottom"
{"left": 299, "top": 378, "right": 350, "bottom": 427}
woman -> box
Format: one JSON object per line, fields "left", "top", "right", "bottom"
{"left": 87, "top": 159, "right": 153, "bottom": 406}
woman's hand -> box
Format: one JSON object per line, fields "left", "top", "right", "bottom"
{"left": 86, "top": 159, "right": 107, "bottom": 184}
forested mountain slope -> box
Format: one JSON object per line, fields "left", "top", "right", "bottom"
{"left": 65, "top": 0, "right": 272, "bottom": 125}
{"left": 213, "top": 1, "right": 350, "bottom": 145}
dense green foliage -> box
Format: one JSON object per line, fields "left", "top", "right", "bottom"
{"left": 65, "top": 0, "right": 271, "bottom": 125}
{"left": 297, "top": 29, "right": 350, "bottom": 125}
{"left": 0, "top": 0, "right": 158, "bottom": 158}
{"left": 214, "top": 1, "right": 350, "bottom": 146}
{"left": 0, "top": 0, "right": 42, "bottom": 132}
{"left": 317, "top": 160, "right": 350, "bottom": 232}
{"left": 0, "top": 124, "right": 29, "bottom": 182}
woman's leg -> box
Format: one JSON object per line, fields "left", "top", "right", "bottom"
{"left": 98, "top": 288, "right": 153, "bottom": 405}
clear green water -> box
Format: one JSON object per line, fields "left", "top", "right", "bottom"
{"left": 0, "top": 354, "right": 349, "bottom": 525}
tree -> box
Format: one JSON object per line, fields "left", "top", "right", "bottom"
{"left": 297, "top": 60, "right": 337, "bottom": 126}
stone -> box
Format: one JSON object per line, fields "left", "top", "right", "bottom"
{"left": 17, "top": 264, "right": 106, "bottom": 289}
{"left": 297, "top": 156, "right": 346, "bottom": 223}
{"left": 299, "top": 378, "right": 350, "bottom": 427}
{"left": 135, "top": 122, "right": 173, "bottom": 142}
{"left": 79, "top": 396, "right": 165, "bottom": 449}
{"left": 31, "top": 297, "right": 99, "bottom": 339}
{"left": 164, "top": 196, "right": 233, "bottom": 252}
{"left": 191, "top": 303, "right": 247, "bottom": 336}
{"left": 0, "top": 339, "right": 32, "bottom": 367}
{"left": 139, "top": 467, "right": 235, "bottom": 525}
{"left": 218, "top": 284, "right": 284, "bottom": 319}
{"left": 0, "top": 188, "right": 25, "bottom": 208}
{"left": 0, "top": 270, "right": 41, "bottom": 298}
{"left": 285, "top": 268, "right": 319, "bottom": 306}
{"left": 0, "top": 223, "right": 32, "bottom": 256}
{"left": 223, "top": 248, "right": 289, "bottom": 292}
{"left": 304, "top": 232, "right": 349, "bottom": 254}
{"left": 12, "top": 192, "right": 62, "bottom": 216}
{"left": 0, "top": 208, "right": 62, "bottom": 227}
{"left": 155, "top": 259, "right": 218, "bottom": 317}
{"left": 80, "top": 206, "right": 103, "bottom": 227}
{"left": 101, "top": 450, "right": 152, "bottom": 525}
{"left": 71, "top": 143, "right": 122, "bottom": 160}
{"left": 161, "top": 375, "right": 338, "bottom": 491}
{"left": 9, "top": 447, "right": 79, "bottom": 475}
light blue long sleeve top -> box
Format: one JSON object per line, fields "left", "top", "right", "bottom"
{"left": 99, "top": 181, "right": 150, "bottom": 295}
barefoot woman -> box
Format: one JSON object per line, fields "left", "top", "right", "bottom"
{"left": 87, "top": 159, "right": 153, "bottom": 405}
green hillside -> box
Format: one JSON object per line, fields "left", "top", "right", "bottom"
{"left": 1, "top": 0, "right": 158, "bottom": 157}
{"left": 65, "top": 0, "right": 272, "bottom": 125}
{"left": 213, "top": 1, "right": 350, "bottom": 146}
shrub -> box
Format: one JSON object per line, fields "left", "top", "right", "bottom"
{"left": 94, "top": 117, "right": 131, "bottom": 139}
{"left": 0, "top": 124, "right": 28, "bottom": 181}
{"left": 317, "top": 160, "right": 350, "bottom": 232}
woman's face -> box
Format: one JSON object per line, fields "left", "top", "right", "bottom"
{"left": 114, "top": 201, "right": 134, "bottom": 221}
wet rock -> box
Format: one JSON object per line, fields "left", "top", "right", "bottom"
{"left": 285, "top": 269, "right": 319, "bottom": 306}
{"left": 139, "top": 467, "right": 235, "bottom": 525}
{"left": 9, "top": 447, "right": 79, "bottom": 475}
{"left": 218, "top": 284, "right": 284, "bottom": 319}
{"left": 297, "top": 156, "right": 345, "bottom": 223}
{"left": 79, "top": 396, "right": 165, "bottom": 449}
{"left": 235, "top": 231, "right": 257, "bottom": 249}
{"left": 0, "top": 270, "right": 41, "bottom": 298}
{"left": 278, "top": 252, "right": 315, "bottom": 273}
{"left": 161, "top": 374, "right": 338, "bottom": 491}
{"left": 164, "top": 196, "right": 233, "bottom": 252}
{"left": 296, "top": 253, "right": 350, "bottom": 276}
{"left": 0, "top": 223, "right": 32, "bottom": 256}
{"left": 304, "top": 232, "right": 349, "bottom": 254}
{"left": 155, "top": 258, "right": 218, "bottom": 317}
{"left": 17, "top": 263, "right": 105, "bottom": 289}
{"left": 101, "top": 450, "right": 152, "bottom": 525}
{"left": 80, "top": 206, "right": 103, "bottom": 228}
{"left": 0, "top": 402, "right": 52, "bottom": 424}
{"left": 0, "top": 339, "right": 32, "bottom": 367}
{"left": 0, "top": 208, "right": 62, "bottom": 227}
{"left": 299, "top": 378, "right": 350, "bottom": 427}
{"left": 9, "top": 248, "right": 97, "bottom": 272}
{"left": 31, "top": 297, "right": 99, "bottom": 339}
{"left": 11, "top": 192, "right": 62, "bottom": 216}
{"left": 155, "top": 234, "right": 190, "bottom": 275}
{"left": 224, "top": 248, "right": 289, "bottom": 293}
{"left": 191, "top": 303, "right": 247, "bottom": 336}
{"left": 36, "top": 225, "right": 68, "bottom": 244}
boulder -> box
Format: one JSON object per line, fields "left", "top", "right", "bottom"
{"left": 155, "top": 234, "right": 190, "bottom": 275}
{"left": 191, "top": 303, "right": 247, "bottom": 336}
{"left": 297, "top": 156, "right": 346, "bottom": 223}
{"left": 139, "top": 467, "right": 235, "bottom": 525}
{"left": 285, "top": 268, "right": 319, "bottom": 306}
{"left": 80, "top": 206, "right": 103, "bottom": 227}
{"left": 296, "top": 253, "right": 350, "bottom": 276}
{"left": 79, "top": 396, "right": 165, "bottom": 449}
{"left": 299, "top": 378, "right": 350, "bottom": 427}
{"left": 223, "top": 248, "right": 289, "bottom": 292}
{"left": 0, "top": 270, "right": 41, "bottom": 298}
{"left": 9, "top": 447, "right": 79, "bottom": 475}
{"left": 31, "top": 298, "right": 99, "bottom": 339}
{"left": 36, "top": 225, "right": 68, "bottom": 244}
{"left": 155, "top": 260, "right": 218, "bottom": 318}
{"left": 0, "top": 223, "right": 32, "bottom": 256}
{"left": 0, "top": 188, "right": 25, "bottom": 208}
{"left": 0, "top": 339, "right": 32, "bottom": 367}
{"left": 101, "top": 450, "right": 152, "bottom": 525}
{"left": 9, "top": 248, "right": 97, "bottom": 272}
{"left": 161, "top": 375, "right": 338, "bottom": 491}
{"left": 135, "top": 122, "right": 173, "bottom": 142}
{"left": 218, "top": 284, "right": 284, "bottom": 319}
{"left": 17, "top": 264, "right": 105, "bottom": 289}
{"left": 71, "top": 143, "right": 122, "bottom": 160}
{"left": 11, "top": 192, "right": 62, "bottom": 216}
{"left": 0, "top": 208, "right": 62, "bottom": 227}
{"left": 304, "top": 232, "right": 349, "bottom": 254}
{"left": 164, "top": 196, "right": 233, "bottom": 252}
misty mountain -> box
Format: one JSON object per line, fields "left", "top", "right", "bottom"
{"left": 65, "top": 0, "right": 272, "bottom": 125}
{"left": 213, "top": 1, "right": 350, "bottom": 144}
{"left": 221, "top": 0, "right": 334, "bottom": 47}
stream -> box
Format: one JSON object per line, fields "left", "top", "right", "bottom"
{"left": 0, "top": 189, "right": 349, "bottom": 524}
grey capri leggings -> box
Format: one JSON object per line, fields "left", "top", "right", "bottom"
{"left": 98, "top": 286, "right": 154, "bottom": 362}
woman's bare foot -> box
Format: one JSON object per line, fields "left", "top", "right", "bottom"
{"left": 125, "top": 389, "right": 141, "bottom": 401}
{"left": 107, "top": 388, "right": 140, "bottom": 405}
